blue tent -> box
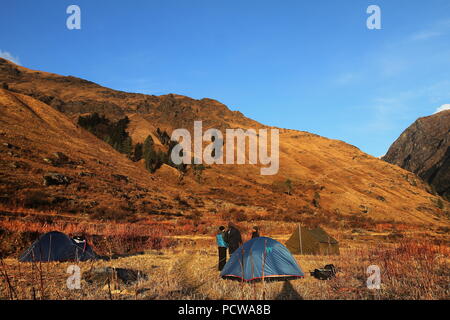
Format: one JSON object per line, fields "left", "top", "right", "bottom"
{"left": 19, "top": 231, "right": 97, "bottom": 262}
{"left": 221, "top": 237, "right": 304, "bottom": 282}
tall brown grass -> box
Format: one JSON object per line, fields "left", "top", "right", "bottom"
{"left": 1, "top": 239, "right": 448, "bottom": 300}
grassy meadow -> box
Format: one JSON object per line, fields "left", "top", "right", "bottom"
{"left": 0, "top": 205, "right": 448, "bottom": 300}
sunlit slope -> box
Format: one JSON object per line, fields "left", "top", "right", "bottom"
{"left": 0, "top": 89, "right": 182, "bottom": 213}
{"left": 0, "top": 57, "right": 448, "bottom": 227}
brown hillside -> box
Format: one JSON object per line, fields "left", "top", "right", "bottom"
{"left": 0, "top": 88, "right": 184, "bottom": 216}
{"left": 0, "top": 58, "right": 448, "bottom": 231}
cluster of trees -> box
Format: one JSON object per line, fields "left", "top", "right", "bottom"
{"left": 142, "top": 135, "right": 165, "bottom": 173}
{"left": 156, "top": 128, "right": 171, "bottom": 145}
{"left": 78, "top": 113, "right": 193, "bottom": 177}
{"left": 141, "top": 133, "right": 187, "bottom": 173}
{"left": 77, "top": 113, "right": 132, "bottom": 156}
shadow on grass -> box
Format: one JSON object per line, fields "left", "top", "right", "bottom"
{"left": 274, "top": 281, "right": 303, "bottom": 300}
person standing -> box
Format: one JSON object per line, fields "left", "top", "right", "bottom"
{"left": 251, "top": 226, "right": 260, "bottom": 239}
{"left": 224, "top": 222, "right": 242, "bottom": 255}
{"left": 216, "top": 226, "right": 228, "bottom": 271}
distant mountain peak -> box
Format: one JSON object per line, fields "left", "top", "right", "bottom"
{"left": 383, "top": 110, "right": 450, "bottom": 200}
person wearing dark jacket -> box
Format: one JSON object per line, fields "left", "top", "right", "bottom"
{"left": 224, "top": 222, "right": 242, "bottom": 255}
{"left": 251, "top": 226, "right": 260, "bottom": 239}
{"left": 216, "top": 226, "right": 228, "bottom": 271}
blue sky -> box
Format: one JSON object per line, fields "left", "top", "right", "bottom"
{"left": 1, "top": 0, "right": 450, "bottom": 157}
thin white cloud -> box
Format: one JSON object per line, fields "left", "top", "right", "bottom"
{"left": 410, "top": 31, "right": 442, "bottom": 41}
{"left": 434, "top": 104, "right": 450, "bottom": 114}
{"left": 0, "top": 50, "right": 21, "bottom": 65}
{"left": 355, "top": 84, "right": 450, "bottom": 134}
{"left": 409, "top": 18, "right": 450, "bottom": 42}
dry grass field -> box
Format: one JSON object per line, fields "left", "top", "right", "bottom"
{"left": 1, "top": 213, "right": 448, "bottom": 300}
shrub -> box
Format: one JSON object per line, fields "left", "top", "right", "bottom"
{"left": 235, "top": 210, "right": 248, "bottom": 222}
{"left": 281, "top": 212, "right": 302, "bottom": 223}
{"left": 223, "top": 208, "right": 248, "bottom": 222}
{"left": 192, "top": 164, "right": 206, "bottom": 183}
{"left": 175, "top": 196, "right": 191, "bottom": 208}
{"left": 285, "top": 179, "right": 293, "bottom": 195}
{"left": 312, "top": 192, "right": 321, "bottom": 208}
{"left": 436, "top": 198, "right": 444, "bottom": 210}
{"left": 346, "top": 214, "right": 376, "bottom": 229}
{"left": 23, "top": 191, "right": 51, "bottom": 209}
{"left": 89, "top": 206, "right": 134, "bottom": 221}
{"left": 186, "top": 211, "right": 203, "bottom": 222}
{"left": 271, "top": 180, "right": 292, "bottom": 194}
{"left": 221, "top": 210, "right": 232, "bottom": 221}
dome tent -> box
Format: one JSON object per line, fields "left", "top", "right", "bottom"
{"left": 19, "top": 231, "right": 97, "bottom": 262}
{"left": 221, "top": 237, "right": 304, "bottom": 282}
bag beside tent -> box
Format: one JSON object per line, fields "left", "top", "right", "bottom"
{"left": 285, "top": 225, "right": 339, "bottom": 255}
{"left": 19, "top": 231, "right": 97, "bottom": 262}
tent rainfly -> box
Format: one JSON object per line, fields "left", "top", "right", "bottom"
{"left": 19, "top": 231, "right": 98, "bottom": 262}
{"left": 221, "top": 237, "right": 304, "bottom": 282}
{"left": 285, "top": 226, "right": 340, "bottom": 255}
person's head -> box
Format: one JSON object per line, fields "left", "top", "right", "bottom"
{"left": 219, "top": 226, "right": 225, "bottom": 232}
{"left": 253, "top": 226, "right": 259, "bottom": 232}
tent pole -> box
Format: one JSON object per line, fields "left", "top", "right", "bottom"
{"left": 47, "top": 234, "right": 52, "bottom": 262}
{"left": 262, "top": 239, "right": 267, "bottom": 300}
{"left": 328, "top": 236, "right": 331, "bottom": 255}
{"left": 298, "top": 225, "right": 303, "bottom": 255}
{"left": 240, "top": 247, "right": 245, "bottom": 299}
{"left": 250, "top": 248, "right": 256, "bottom": 300}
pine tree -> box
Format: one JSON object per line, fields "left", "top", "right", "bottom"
{"left": 143, "top": 135, "right": 154, "bottom": 161}
{"left": 121, "top": 136, "right": 132, "bottom": 156}
{"left": 133, "top": 143, "right": 143, "bottom": 161}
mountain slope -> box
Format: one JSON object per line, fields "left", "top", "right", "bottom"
{"left": 383, "top": 110, "right": 450, "bottom": 200}
{"left": 0, "top": 58, "right": 448, "bottom": 229}
{"left": 0, "top": 88, "right": 183, "bottom": 216}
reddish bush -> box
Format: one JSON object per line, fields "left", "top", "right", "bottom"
{"left": 89, "top": 206, "right": 134, "bottom": 221}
